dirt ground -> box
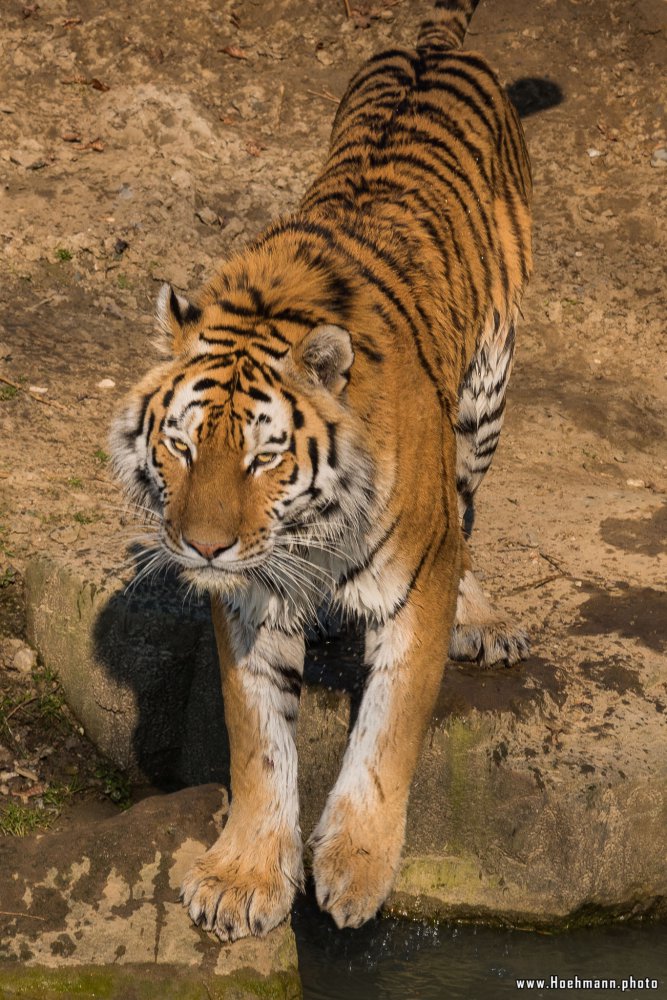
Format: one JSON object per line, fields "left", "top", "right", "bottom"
{"left": 0, "top": 0, "right": 665, "bottom": 830}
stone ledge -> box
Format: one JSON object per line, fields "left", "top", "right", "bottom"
{"left": 0, "top": 966, "right": 301, "bottom": 1000}
{"left": 23, "top": 554, "right": 667, "bottom": 928}
{"left": 0, "top": 786, "right": 301, "bottom": 999}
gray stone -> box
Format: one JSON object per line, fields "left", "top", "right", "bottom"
{"left": 196, "top": 206, "right": 219, "bottom": 226}
{"left": 0, "top": 785, "right": 301, "bottom": 999}
{"left": 12, "top": 646, "right": 37, "bottom": 673}
{"left": 24, "top": 555, "right": 667, "bottom": 929}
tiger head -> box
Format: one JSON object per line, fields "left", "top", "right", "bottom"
{"left": 110, "top": 280, "right": 374, "bottom": 600}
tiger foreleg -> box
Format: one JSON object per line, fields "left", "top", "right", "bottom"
{"left": 310, "top": 523, "right": 462, "bottom": 928}
{"left": 180, "top": 600, "right": 305, "bottom": 941}
{"left": 449, "top": 542, "right": 530, "bottom": 667}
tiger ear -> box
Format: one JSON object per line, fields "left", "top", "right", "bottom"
{"left": 293, "top": 324, "right": 354, "bottom": 395}
{"left": 154, "top": 283, "right": 202, "bottom": 354}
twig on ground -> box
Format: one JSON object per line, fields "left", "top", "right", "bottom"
{"left": 0, "top": 911, "right": 47, "bottom": 921}
{"left": 5, "top": 697, "right": 37, "bottom": 723}
{"left": 306, "top": 88, "right": 339, "bottom": 104}
{"left": 0, "top": 376, "right": 68, "bottom": 412}
{"left": 343, "top": 0, "right": 353, "bottom": 17}
{"left": 509, "top": 573, "right": 563, "bottom": 595}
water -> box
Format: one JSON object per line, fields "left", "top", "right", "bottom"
{"left": 293, "top": 898, "right": 667, "bottom": 1000}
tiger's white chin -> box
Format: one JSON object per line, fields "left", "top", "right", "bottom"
{"left": 179, "top": 565, "right": 253, "bottom": 597}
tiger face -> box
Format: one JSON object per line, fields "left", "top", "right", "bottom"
{"left": 111, "top": 284, "right": 374, "bottom": 604}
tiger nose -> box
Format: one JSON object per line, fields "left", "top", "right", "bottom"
{"left": 185, "top": 537, "right": 237, "bottom": 561}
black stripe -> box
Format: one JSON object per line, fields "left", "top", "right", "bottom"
{"left": 355, "top": 341, "right": 385, "bottom": 364}
{"left": 246, "top": 385, "right": 271, "bottom": 403}
{"left": 248, "top": 340, "right": 289, "bottom": 360}
{"left": 457, "top": 397, "right": 506, "bottom": 435}
{"left": 307, "top": 436, "right": 319, "bottom": 483}
{"left": 339, "top": 515, "right": 400, "bottom": 585}
{"left": 270, "top": 307, "right": 318, "bottom": 328}
{"left": 341, "top": 51, "right": 416, "bottom": 99}
{"left": 419, "top": 78, "right": 497, "bottom": 137}
{"left": 215, "top": 298, "right": 256, "bottom": 317}
{"left": 282, "top": 390, "right": 305, "bottom": 429}
{"left": 134, "top": 389, "right": 158, "bottom": 438}
{"left": 388, "top": 529, "right": 446, "bottom": 618}
{"left": 440, "top": 60, "right": 501, "bottom": 115}
{"left": 193, "top": 377, "right": 225, "bottom": 392}
{"left": 272, "top": 664, "right": 302, "bottom": 698}
{"left": 326, "top": 423, "right": 338, "bottom": 468}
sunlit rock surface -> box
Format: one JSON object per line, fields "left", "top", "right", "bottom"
{"left": 24, "top": 555, "right": 667, "bottom": 929}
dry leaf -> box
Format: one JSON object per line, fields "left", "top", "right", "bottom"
{"left": 61, "top": 132, "right": 82, "bottom": 143}
{"left": 85, "top": 139, "right": 105, "bottom": 152}
{"left": 90, "top": 78, "right": 110, "bottom": 92}
{"left": 62, "top": 16, "right": 82, "bottom": 27}
{"left": 220, "top": 45, "right": 249, "bottom": 60}
{"left": 61, "top": 74, "right": 88, "bottom": 85}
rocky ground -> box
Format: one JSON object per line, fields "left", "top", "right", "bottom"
{"left": 0, "top": 0, "right": 665, "bottom": 988}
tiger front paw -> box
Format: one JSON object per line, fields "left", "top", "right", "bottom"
{"left": 449, "top": 620, "right": 530, "bottom": 667}
{"left": 180, "top": 831, "right": 303, "bottom": 942}
{"left": 310, "top": 798, "right": 403, "bottom": 929}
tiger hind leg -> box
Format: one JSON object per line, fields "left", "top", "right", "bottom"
{"left": 450, "top": 308, "right": 530, "bottom": 667}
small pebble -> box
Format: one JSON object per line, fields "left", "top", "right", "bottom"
{"left": 49, "top": 526, "right": 79, "bottom": 545}
{"left": 650, "top": 147, "right": 667, "bottom": 168}
{"left": 196, "top": 207, "right": 219, "bottom": 226}
{"left": 13, "top": 647, "right": 36, "bottom": 673}
{"left": 587, "top": 147, "right": 603, "bottom": 159}
{"left": 28, "top": 385, "right": 48, "bottom": 394}
{"left": 96, "top": 378, "right": 116, "bottom": 389}
{"left": 626, "top": 478, "right": 646, "bottom": 488}
{"left": 170, "top": 168, "right": 192, "bottom": 191}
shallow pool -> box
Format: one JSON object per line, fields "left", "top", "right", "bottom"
{"left": 293, "top": 897, "right": 667, "bottom": 1000}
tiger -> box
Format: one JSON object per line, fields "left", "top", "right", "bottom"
{"left": 110, "top": 0, "right": 532, "bottom": 940}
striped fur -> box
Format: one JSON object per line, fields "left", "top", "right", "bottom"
{"left": 111, "top": 0, "right": 532, "bottom": 938}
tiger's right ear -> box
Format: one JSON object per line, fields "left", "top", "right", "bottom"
{"left": 154, "top": 283, "right": 202, "bottom": 355}
{"left": 292, "top": 324, "right": 354, "bottom": 396}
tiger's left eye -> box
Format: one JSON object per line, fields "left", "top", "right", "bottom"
{"left": 171, "top": 439, "right": 190, "bottom": 454}
{"left": 254, "top": 453, "right": 275, "bottom": 466}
